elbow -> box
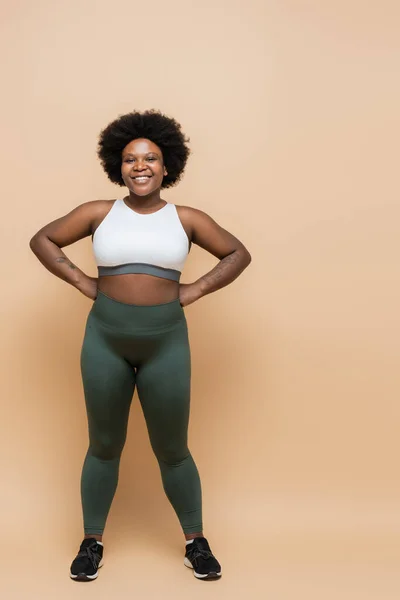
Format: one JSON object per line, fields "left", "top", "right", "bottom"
{"left": 233, "top": 245, "right": 252, "bottom": 263}
{"left": 232, "top": 246, "right": 252, "bottom": 267}
{"left": 29, "top": 235, "right": 39, "bottom": 250}
{"left": 241, "top": 248, "right": 252, "bottom": 264}
{"left": 29, "top": 233, "right": 44, "bottom": 252}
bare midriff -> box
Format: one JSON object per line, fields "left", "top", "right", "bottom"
{"left": 97, "top": 273, "right": 181, "bottom": 305}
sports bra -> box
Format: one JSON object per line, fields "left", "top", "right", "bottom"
{"left": 92, "top": 198, "right": 190, "bottom": 282}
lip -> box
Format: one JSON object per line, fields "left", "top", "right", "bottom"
{"left": 131, "top": 177, "right": 152, "bottom": 185}
{"left": 131, "top": 176, "right": 152, "bottom": 184}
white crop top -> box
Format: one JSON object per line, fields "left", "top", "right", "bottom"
{"left": 92, "top": 198, "right": 190, "bottom": 282}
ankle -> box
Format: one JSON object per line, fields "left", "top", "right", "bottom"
{"left": 184, "top": 532, "right": 204, "bottom": 541}
{"left": 84, "top": 533, "right": 103, "bottom": 543}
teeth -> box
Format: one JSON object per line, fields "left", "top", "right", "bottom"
{"left": 134, "top": 176, "right": 150, "bottom": 181}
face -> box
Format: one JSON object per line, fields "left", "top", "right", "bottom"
{"left": 121, "top": 138, "right": 168, "bottom": 196}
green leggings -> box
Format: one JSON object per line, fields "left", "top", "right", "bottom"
{"left": 79, "top": 289, "right": 202, "bottom": 535}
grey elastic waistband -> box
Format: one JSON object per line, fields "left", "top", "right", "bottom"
{"left": 97, "top": 263, "right": 181, "bottom": 282}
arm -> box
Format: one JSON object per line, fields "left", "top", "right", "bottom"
{"left": 184, "top": 207, "right": 252, "bottom": 300}
{"left": 29, "top": 201, "right": 103, "bottom": 298}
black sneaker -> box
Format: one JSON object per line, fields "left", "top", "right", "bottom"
{"left": 70, "top": 538, "right": 104, "bottom": 581}
{"left": 184, "top": 537, "right": 222, "bottom": 580}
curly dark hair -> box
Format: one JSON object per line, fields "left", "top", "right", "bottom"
{"left": 97, "top": 109, "right": 191, "bottom": 189}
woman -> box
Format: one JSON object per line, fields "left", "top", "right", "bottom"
{"left": 29, "top": 109, "right": 252, "bottom": 582}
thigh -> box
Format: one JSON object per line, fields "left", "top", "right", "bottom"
{"left": 135, "top": 321, "right": 191, "bottom": 459}
{"left": 80, "top": 315, "right": 137, "bottom": 457}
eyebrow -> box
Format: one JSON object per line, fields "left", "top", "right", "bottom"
{"left": 123, "top": 152, "right": 159, "bottom": 158}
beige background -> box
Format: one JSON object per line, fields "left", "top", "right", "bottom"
{"left": 1, "top": 0, "right": 399, "bottom": 598}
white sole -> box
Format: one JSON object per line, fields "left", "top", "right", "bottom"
{"left": 70, "top": 558, "right": 104, "bottom": 580}
{"left": 183, "top": 556, "right": 222, "bottom": 578}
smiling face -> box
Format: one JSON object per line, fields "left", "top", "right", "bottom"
{"left": 121, "top": 138, "right": 168, "bottom": 196}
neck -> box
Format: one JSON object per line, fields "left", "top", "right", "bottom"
{"left": 125, "top": 191, "right": 164, "bottom": 211}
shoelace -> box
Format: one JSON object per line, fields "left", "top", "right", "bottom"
{"left": 187, "top": 544, "right": 213, "bottom": 561}
{"left": 78, "top": 544, "right": 101, "bottom": 570}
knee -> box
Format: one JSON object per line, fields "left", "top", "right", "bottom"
{"left": 89, "top": 433, "right": 125, "bottom": 461}
{"left": 153, "top": 443, "right": 191, "bottom": 466}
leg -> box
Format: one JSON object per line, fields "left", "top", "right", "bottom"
{"left": 135, "top": 320, "right": 203, "bottom": 535}
{"left": 80, "top": 315, "right": 136, "bottom": 537}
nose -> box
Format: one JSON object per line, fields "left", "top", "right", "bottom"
{"left": 133, "top": 160, "right": 147, "bottom": 171}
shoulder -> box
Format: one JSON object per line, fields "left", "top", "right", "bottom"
{"left": 174, "top": 204, "right": 216, "bottom": 236}
{"left": 174, "top": 204, "right": 208, "bottom": 218}
{"left": 80, "top": 199, "right": 118, "bottom": 235}
{"left": 71, "top": 198, "right": 116, "bottom": 219}
{"left": 174, "top": 204, "right": 211, "bottom": 246}
{"left": 85, "top": 198, "right": 117, "bottom": 215}
{"left": 174, "top": 204, "right": 248, "bottom": 257}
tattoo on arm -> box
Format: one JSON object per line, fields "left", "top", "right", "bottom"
{"left": 55, "top": 257, "right": 77, "bottom": 270}
{"left": 204, "top": 252, "right": 239, "bottom": 282}
{"left": 198, "top": 251, "right": 243, "bottom": 293}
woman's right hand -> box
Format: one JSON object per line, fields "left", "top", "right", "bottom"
{"left": 76, "top": 276, "right": 98, "bottom": 301}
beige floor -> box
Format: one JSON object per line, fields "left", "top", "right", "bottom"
{"left": 3, "top": 528, "right": 399, "bottom": 600}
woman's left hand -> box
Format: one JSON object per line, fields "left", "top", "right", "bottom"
{"left": 179, "top": 282, "right": 203, "bottom": 308}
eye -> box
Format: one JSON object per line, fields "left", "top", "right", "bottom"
{"left": 147, "top": 157, "right": 156, "bottom": 161}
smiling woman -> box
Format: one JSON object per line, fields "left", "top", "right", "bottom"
{"left": 29, "top": 108, "right": 251, "bottom": 583}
